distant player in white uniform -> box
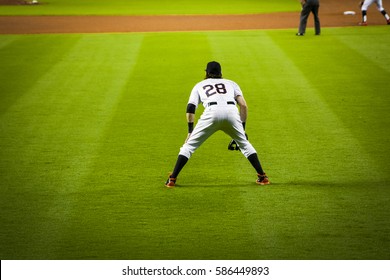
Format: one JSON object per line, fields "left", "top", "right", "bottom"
{"left": 359, "top": 0, "right": 390, "bottom": 25}
{"left": 165, "top": 61, "right": 269, "bottom": 187}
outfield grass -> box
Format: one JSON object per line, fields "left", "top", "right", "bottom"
{"left": 0, "top": 0, "right": 299, "bottom": 15}
{"left": 0, "top": 26, "right": 389, "bottom": 260}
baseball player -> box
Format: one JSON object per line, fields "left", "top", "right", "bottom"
{"left": 359, "top": 0, "right": 390, "bottom": 25}
{"left": 165, "top": 61, "right": 269, "bottom": 188}
{"left": 296, "top": 0, "right": 321, "bottom": 36}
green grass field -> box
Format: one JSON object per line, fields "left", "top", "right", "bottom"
{"left": 1, "top": 27, "right": 389, "bottom": 260}
{"left": 1, "top": 0, "right": 390, "bottom": 260}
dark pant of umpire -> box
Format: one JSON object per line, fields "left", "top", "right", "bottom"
{"left": 299, "top": 0, "right": 321, "bottom": 35}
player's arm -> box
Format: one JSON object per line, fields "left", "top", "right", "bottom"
{"left": 228, "top": 95, "right": 248, "bottom": 150}
{"left": 185, "top": 103, "right": 196, "bottom": 142}
{"left": 235, "top": 95, "right": 247, "bottom": 129}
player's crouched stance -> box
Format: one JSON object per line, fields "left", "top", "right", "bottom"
{"left": 165, "top": 61, "right": 270, "bottom": 188}
{"left": 359, "top": 0, "right": 390, "bottom": 25}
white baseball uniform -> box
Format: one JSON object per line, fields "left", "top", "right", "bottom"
{"left": 361, "top": 0, "right": 385, "bottom": 11}
{"left": 361, "top": 0, "right": 390, "bottom": 23}
{"left": 179, "top": 78, "right": 257, "bottom": 159}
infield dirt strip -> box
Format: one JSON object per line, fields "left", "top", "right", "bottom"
{"left": 0, "top": 0, "right": 388, "bottom": 34}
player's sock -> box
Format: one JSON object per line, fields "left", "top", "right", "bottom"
{"left": 362, "top": 10, "right": 367, "bottom": 22}
{"left": 381, "top": 10, "right": 390, "bottom": 20}
{"left": 171, "top": 155, "right": 188, "bottom": 178}
{"left": 247, "top": 153, "right": 265, "bottom": 175}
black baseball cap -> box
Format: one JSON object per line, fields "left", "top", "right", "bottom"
{"left": 205, "top": 61, "right": 222, "bottom": 75}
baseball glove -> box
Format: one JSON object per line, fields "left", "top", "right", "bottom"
{"left": 228, "top": 134, "right": 248, "bottom": 151}
{"left": 228, "top": 139, "right": 240, "bottom": 151}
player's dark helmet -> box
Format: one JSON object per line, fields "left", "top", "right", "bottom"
{"left": 205, "top": 61, "right": 222, "bottom": 78}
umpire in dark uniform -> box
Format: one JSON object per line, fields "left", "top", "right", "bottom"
{"left": 297, "top": 0, "right": 321, "bottom": 36}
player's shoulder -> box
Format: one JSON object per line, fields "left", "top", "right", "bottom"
{"left": 202, "top": 78, "right": 239, "bottom": 85}
{"left": 221, "top": 78, "right": 238, "bottom": 85}
{"left": 220, "top": 78, "right": 241, "bottom": 90}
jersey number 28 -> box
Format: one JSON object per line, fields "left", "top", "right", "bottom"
{"left": 203, "top": 83, "right": 227, "bottom": 97}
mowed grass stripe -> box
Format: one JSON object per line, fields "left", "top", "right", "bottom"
{"left": 262, "top": 29, "right": 389, "bottom": 258}
{"left": 0, "top": 35, "right": 17, "bottom": 49}
{"left": 328, "top": 28, "right": 390, "bottom": 175}
{"left": 0, "top": 35, "right": 81, "bottom": 115}
{"left": 334, "top": 27, "right": 390, "bottom": 73}
{"left": 269, "top": 28, "right": 390, "bottom": 182}
{"left": 207, "top": 30, "right": 390, "bottom": 258}
{"left": 0, "top": 34, "right": 143, "bottom": 258}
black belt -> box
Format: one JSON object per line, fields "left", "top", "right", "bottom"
{"left": 208, "top": 101, "right": 235, "bottom": 106}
